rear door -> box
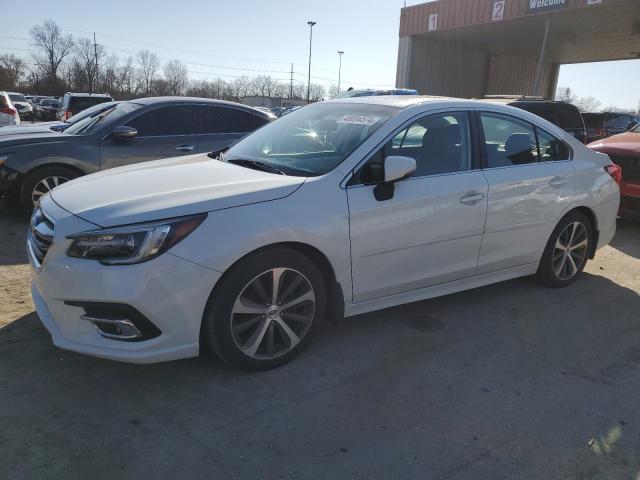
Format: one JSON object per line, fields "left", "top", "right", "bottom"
{"left": 477, "top": 111, "right": 575, "bottom": 274}
{"left": 99, "top": 105, "right": 199, "bottom": 170}
{"left": 197, "top": 105, "right": 269, "bottom": 153}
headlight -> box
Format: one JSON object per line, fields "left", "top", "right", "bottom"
{"left": 67, "top": 214, "right": 206, "bottom": 265}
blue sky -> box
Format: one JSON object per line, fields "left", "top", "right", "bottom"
{"left": 2, "top": 0, "right": 638, "bottom": 110}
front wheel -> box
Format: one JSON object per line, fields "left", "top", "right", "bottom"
{"left": 19, "top": 166, "right": 79, "bottom": 214}
{"left": 203, "top": 248, "right": 326, "bottom": 370}
{"left": 536, "top": 211, "right": 593, "bottom": 287}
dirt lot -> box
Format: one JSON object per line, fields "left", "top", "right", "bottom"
{"left": 1, "top": 200, "right": 639, "bottom": 479}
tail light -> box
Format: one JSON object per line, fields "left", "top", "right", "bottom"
{"left": 63, "top": 110, "right": 72, "bottom": 120}
{"left": 0, "top": 107, "right": 17, "bottom": 115}
{"left": 595, "top": 128, "right": 607, "bottom": 139}
{"left": 604, "top": 163, "right": 622, "bottom": 184}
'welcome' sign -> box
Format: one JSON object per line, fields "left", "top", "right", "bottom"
{"left": 528, "top": 0, "right": 568, "bottom": 12}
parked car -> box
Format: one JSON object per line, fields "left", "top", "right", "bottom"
{"left": 57, "top": 92, "right": 113, "bottom": 120}
{"left": 31, "top": 96, "right": 55, "bottom": 107}
{"left": 583, "top": 112, "right": 640, "bottom": 143}
{"left": 481, "top": 96, "right": 587, "bottom": 143}
{"left": 0, "top": 101, "right": 119, "bottom": 136}
{"left": 27, "top": 96, "right": 620, "bottom": 369}
{"left": 0, "top": 97, "right": 273, "bottom": 212}
{"left": 588, "top": 123, "right": 640, "bottom": 220}
{"left": 333, "top": 88, "right": 418, "bottom": 99}
{"left": 0, "top": 92, "right": 20, "bottom": 127}
{"left": 34, "top": 98, "right": 61, "bottom": 121}
{"left": 7, "top": 92, "right": 33, "bottom": 120}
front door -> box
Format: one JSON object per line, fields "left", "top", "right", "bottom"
{"left": 347, "top": 111, "right": 488, "bottom": 302}
{"left": 100, "top": 105, "right": 199, "bottom": 170}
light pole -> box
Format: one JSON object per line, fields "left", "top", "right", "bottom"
{"left": 306, "top": 21, "right": 316, "bottom": 104}
{"left": 337, "top": 50, "right": 344, "bottom": 94}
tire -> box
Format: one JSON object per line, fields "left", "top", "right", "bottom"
{"left": 203, "top": 247, "right": 326, "bottom": 371}
{"left": 536, "top": 210, "right": 593, "bottom": 288}
{"left": 19, "top": 166, "right": 79, "bottom": 214}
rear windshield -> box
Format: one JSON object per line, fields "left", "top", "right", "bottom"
{"left": 513, "top": 102, "right": 583, "bottom": 129}
{"left": 67, "top": 96, "right": 112, "bottom": 112}
{"left": 9, "top": 94, "right": 27, "bottom": 103}
{"left": 582, "top": 113, "right": 605, "bottom": 127}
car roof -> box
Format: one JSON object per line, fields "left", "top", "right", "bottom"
{"left": 64, "top": 92, "right": 112, "bottom": 98}
{"left": 130, "top": 96, "right": 261, "bottom": 109}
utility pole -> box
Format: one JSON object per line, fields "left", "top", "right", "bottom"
{"left": 290, "top": 63, "right": 294, "bottom": 99}
{"left": 93, "top": 32, "right": 98, "bottom": 94}
{"left": 337, "top": 50, "right": 344, "bottom": 94}
{"left": 306, "top": 21, "right": 316, "bottom": 104}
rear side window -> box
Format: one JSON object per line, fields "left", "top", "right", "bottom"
{"left": 0, "top": 94, "right": 9, "bottom": 108}
{"left": 537, "top": 129, "right": 570, "bottom": 161}
{"left": 481, "top": 113, "right": 537, "bottom": 167}
{"left": 481, "top": 112, "right": 570, "bottom": 167}
{"left": 126, "top": 106, "right": 198, "bottom": 136}
{"left": 198, "top": 106, "right": 268, "bottom": 134}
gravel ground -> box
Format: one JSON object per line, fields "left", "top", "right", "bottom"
{"left": 0, "top": 200, "right": 639, "bottom": 480}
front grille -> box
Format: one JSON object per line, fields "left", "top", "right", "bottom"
{"left": 609, "top": 154, "right": 640, "bottom": 182}
{"left": 28, "top": 207, "right": 54, "bottom": 266}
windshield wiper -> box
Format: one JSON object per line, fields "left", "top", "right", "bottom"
{"left": 226, "top": 158, "right": 286, "bottom": 175}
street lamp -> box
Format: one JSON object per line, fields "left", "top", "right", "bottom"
{"left": 337, "top": 50, "right": 344, "bottom": 94}
{"left": 306, "top": 21, "right": 316, "bottom": 104}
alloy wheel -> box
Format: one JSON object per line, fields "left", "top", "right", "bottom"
{"left": 32, "top": 176, "right": 70, "bottom": 206}
{"left": 553, "top": 221, "right": 589, "bottom": 281}
{"left": 231, "top": 268, "right": 316, "bottom": 360}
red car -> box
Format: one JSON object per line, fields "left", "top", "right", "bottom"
{"left": 588, "top": 124, "right": 640, "bottom": 220}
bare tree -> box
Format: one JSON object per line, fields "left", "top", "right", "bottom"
{"left": 136, "top": 49, "right": 160, "bottom": 95}
{"left": 163, "top": 59, "right": 188, "bottom": 96}
{"left": 327, "top": 84, "right": 340, "bottom": 98}
{"left": 30, "top": 20, "right": 74, "bottom": 85}
{"left": 555, "top": 87, "right": 576, "bottom": 104}
{"left": 309, "top": 83, "right": 326, "bottom": 101}
{"left": 74, "top": 37, "right": 105, "bottom": 93}
{"left": 232, "top": 76, "right": 251, "bottom": 98}
{"left": 573, "top": 96, "right": 601, "bottom": 113}
{"left": 0, "top": 54, "right": 27, "bottom": 90}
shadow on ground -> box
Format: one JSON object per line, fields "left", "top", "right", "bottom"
{"left": 1, "top": 270, "right": 639, "bottom": 479}
{"left": 610, "top": 218, "right": 640, "bottom": 259}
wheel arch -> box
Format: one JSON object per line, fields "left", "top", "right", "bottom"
{"left": 555, "top": 205, "right": 599, "bottom": 260}
{"left": 199, "top": 241, "right": 345, "bottom": 348}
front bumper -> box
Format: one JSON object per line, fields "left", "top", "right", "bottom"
{"left": 0, "top": 165, "right": 20, "bottom": 191}
{"left": 29, "top": 196, "right": 221, "bottom": 364}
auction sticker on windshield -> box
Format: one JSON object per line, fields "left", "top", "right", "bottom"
{"left": 337, "top": 115, "right": 380, "bottom": 126}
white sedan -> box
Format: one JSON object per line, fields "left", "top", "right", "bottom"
{"left": 28, "top": 96, "right": 620, "bottom": 370}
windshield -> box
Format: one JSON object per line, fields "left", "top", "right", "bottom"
{"left": 64, "top": 102, "right": 140, "bottom": 135}
{"left": 65, "top": 101, "right": 118, "bottom": 124}
{"left": 9, "top": 94, "right": 27, "bottom": 103}
{"left": 41, "top": 99, "right": 58, "bottom": 107}
{"left": 224, "top": 102, "right": 398, "bottom": 176}
{"left": 333, "top": 90, "right": 377, "bottom": 99}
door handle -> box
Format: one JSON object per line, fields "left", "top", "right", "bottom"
{"left": 459, "top": 192, "right": 485, "bottom": 205}
{"left": 549, "top": 176, "right": 568, "bottom": 188}
{"left": 175, "top": 144, "right": 196, "bottom": 152}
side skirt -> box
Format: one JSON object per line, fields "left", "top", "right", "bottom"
{"left": 344, "top": 263, "right": 539, "bottom": 317}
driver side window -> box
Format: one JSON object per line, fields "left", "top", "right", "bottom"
{"left": 353, "top": 112, "right": 472, "bottom": 185}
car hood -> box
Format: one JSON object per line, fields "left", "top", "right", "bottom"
{"left": 50, "top": 154, "right": 307, "bottom": 227}
{"left": 0, "top": 130, "right": 65, "bottom": 145}
{"left": 588, "top": 132, "right": 640, "bottom": 155}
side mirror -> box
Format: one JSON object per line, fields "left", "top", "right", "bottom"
{"left": 374, "top": 155, "right": 416, "bottom": 201}
{"left": 626, "top": 121, "right": 638, "bottom": 131}
{"left": 111, "top": 125, "right": 138, "bottom": 139}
